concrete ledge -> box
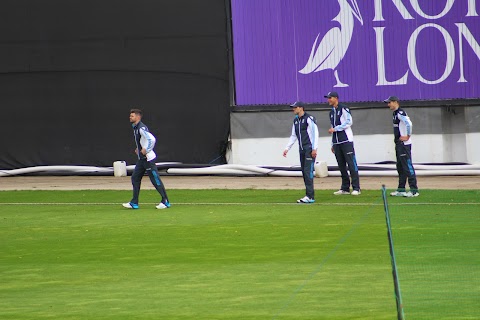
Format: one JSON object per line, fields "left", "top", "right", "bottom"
{"left": 0, "top": 176, "right": 478, "bottom": 190}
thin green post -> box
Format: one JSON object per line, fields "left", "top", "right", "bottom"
{"left": 382, "top": 185, "right": 405, "bottom": 320}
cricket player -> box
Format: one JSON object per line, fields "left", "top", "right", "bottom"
{"left": 122, "top": 108, "right": 171, "bottom": 209}
{"left": 384, "top": 96, "right": 419, "bottom": 197}
{"left": 283, "top": 101, "right": 319, "bottom": 203}
{"left": 326, "top": 91, "right": 361, "bottom": 195}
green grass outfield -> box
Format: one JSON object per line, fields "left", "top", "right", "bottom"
{"left": 0, "top": 189, "right": 479, "bottom": 320}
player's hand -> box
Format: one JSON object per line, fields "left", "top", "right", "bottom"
{"left": 134, "top": 148, "right": 138, "bottom": 155}
{"left": 328, "top": 128, "right": 335, "bottom": 134}
{"left": 399, "top": 135, "right": 410, "bottom": 141}
{"left": 283, "top": 149, "right": 288, "bottom": 157}
{"left": 331, "top": 147, "right": 334, "bottom": 154}
{"left": 311, "top": 150, "right": 317, "bottom": 158}
{"left": 141, "top": 148, "right": 147, "bottom": 155}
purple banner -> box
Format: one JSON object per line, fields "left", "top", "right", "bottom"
{"left": 231, "top": 0, "right": 480, "bottom": 105}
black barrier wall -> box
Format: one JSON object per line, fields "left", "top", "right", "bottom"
{"left": 0, "top": 0, "right": 230, "bottom": 170}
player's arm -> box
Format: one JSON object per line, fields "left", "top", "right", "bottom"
{"left": 333, "top": 108, "right": 352, "bottom": 132}
{"left": 140, "top": 128, "right": 156, "bottom": 154}
{"left": 398, "top": 113, "right": 412, "bottom": 141}
{"left": 283, "top": 124, "right": 297, "bottom": 157}
{"left": 307, "top": 117, "right": 318, "bottom": 157}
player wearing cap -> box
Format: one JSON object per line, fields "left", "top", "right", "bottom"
{"left": 123, "top": 108, "right": 171, "bottom": 209}
{"left": 283, "top": 101, "right": 319, "bottom": 203}
{"left": 384, "top": 96, "right": 419, "bottom": 197}
{"left": 325, "top": 91, "right": 361, "bottom": 195}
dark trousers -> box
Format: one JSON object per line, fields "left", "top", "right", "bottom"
{"left": 395, "top": 143, "right": 418, "bottom": 191}
{"left": 130, "top": 158, "right": 169, "bottom": 205}
{"left": 300, "top": 150, "right": 315, "bottom": 199}
{"left": 333, "top": 142, "right": 360, "bottom": 191}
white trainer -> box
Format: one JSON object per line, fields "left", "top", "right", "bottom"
{"left": 333, "top": 190, "right": 350, "bottom": 195}
{"left": 390, "top": 191, "right": 407, "bottom": 197}
{"left": 351, "top": 190, "right": 361, "bottom": 196}
{"left": 403, "top": 192, "right": 420, "bottom": 198}
{"left": 122, "top": 202, "right": 139, "bottom": 209}
{"left": 156, "top": 203, "right": 168, "bottom": 209}
{"left": 297, "top": 196, "right": 315, "bottom": 203}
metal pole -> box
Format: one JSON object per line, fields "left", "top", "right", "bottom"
{"left": 382, "top": 185, "right": 406, "bottom": 320}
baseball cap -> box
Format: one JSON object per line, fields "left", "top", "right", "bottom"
{"left": 383, "top": 96, "right": 399, "bottom": 103}
{"left": 324, "top": 91, "right": 339, "bottom": 98}
{"left": 290, "top": 101, "right": 305, "bottom": 108}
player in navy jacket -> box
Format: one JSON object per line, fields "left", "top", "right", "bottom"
{"left": 283, "top": 101, "right": 319, "bottom": 203}
{"left": 326, "top": 91, "right": 361, "bottom": 195}
{"left": 384, "top": 96, "right": 419, "bottom": 197}
{"left": 123, "top": 108, "right": 171, "bottom": 209}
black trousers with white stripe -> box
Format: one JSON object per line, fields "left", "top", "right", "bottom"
{"left": 333, "top": 142, "right": 360, "bottom": 192}
{"left": 395, "top": 143, "right": 418, "bottom": 192}
{"left": 130, "top": 158, "right": 169, "bottom": 205}
{"left": 299, "top": 150, "right": 315, "bottom": 200}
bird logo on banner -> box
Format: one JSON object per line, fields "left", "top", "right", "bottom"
{"left": 299, "top": 0, "right": 363, "bottom": 87}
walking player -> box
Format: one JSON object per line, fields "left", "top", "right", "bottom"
{"left": 326, "top": 91, "right": 361, "bottom": 195}
{"left": 384, "top": 96, "right": 419, "bottom": 197}
{"left": 123, "top": 108, "right": 171, "bottom": 209}
{"left": 283, "top": 101, "right": 319, "bottom": 203}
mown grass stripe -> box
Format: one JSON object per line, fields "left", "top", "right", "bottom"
{"left": 1, "top": 202, "right": 479, "bottom": 206}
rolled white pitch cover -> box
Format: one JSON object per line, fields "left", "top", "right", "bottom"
{"left": 113, "top": 161, "right": 127, "bottom": 177}
{"left": 314, "top": 161, "right": 328, "bottom": 178}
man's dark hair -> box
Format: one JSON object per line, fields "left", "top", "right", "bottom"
{"left": 130, "top": 108, "right": 143, "bottom": 116}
